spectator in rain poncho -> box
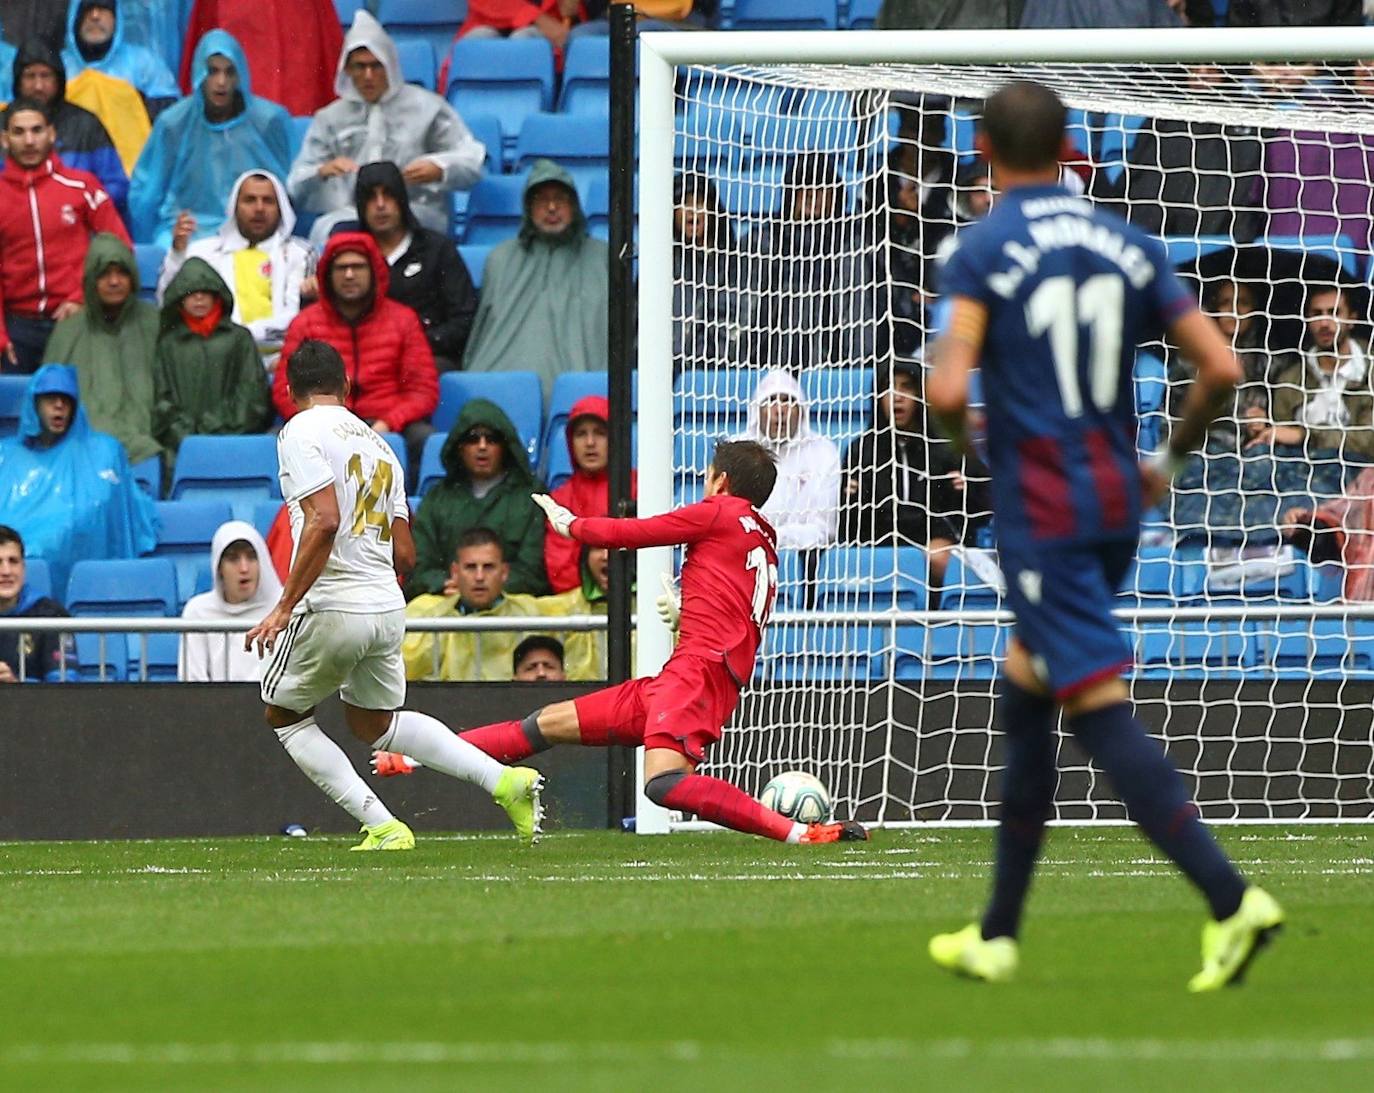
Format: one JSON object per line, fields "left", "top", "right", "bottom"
{"left": 288, "top": 10, "right": 484, "bottom": 246}
{"left": 0, "top": 364, "right": 157, "bottom": 597}
{"left": 60, "top": 0, "right": 178, "bottom": 116}
{"left": 127, "top": 28, "right": 292, "bottom": 248}
{"left": 178, "top": 518, "right": 281, "bottom": 681}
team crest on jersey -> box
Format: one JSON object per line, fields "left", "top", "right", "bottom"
{"left": 60, "top": 204, "right": 77, "bottom": 226}
{"left": 260, "top": 259, "right": 273, "bottom": 278}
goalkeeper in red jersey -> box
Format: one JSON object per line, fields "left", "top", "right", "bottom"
{"left": 375, "top": 439, "right": 868, "bottom": 844}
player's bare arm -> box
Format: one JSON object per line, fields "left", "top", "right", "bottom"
{"left": 245, "top": 484, "right": 340, "bottom": 656}
{"left": 391, "top": 515, "right": 416, "bottom": 578}
{"left": 927, "top": 295, "right": 988, "bottom": 454}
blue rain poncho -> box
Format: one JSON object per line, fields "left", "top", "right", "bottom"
{"left": 127, "top": 28, "right": 293, "bottom": 246}
{"left": 60, "top": 0, "right": 180, "bottom": 105}
{"left": 0, "top": 364, "right": 158, "bottom": 597}
{"left": 0, "top": 38, "right": 14, "bottom": 100}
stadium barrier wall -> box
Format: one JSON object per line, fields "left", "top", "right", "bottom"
{"left": 0, "top": 683, "right": 608, "bottom": 841}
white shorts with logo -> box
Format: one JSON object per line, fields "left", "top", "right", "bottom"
{"left": 260, "top": 608, "right": 407, "bottom": 713}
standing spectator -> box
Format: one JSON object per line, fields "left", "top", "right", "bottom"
{"left": 0, "top": 98, "right": 129, "bottom": 374}
{"left": 1228, "top": 1, "right": 1362, "bottom": 26}
{"left": 512, "top": 634, "right": 566, "bottom": 681}
{"left": 543, "top": 394, "right": 637, "bottom": 593}
{"left": 127, "top": 28, "right": 292, "bottom": 248}
{"left": 60, "top": 0, "right": 178, "bottom": 116}
{"left": 288, "top": 11, "right": 484, "bottom": 245}
{"left": 152, "top": 257, "right": 272, "bottom": 456}
{"left": 0, "top": 364, "right": 156, "bottom": 597}
{"left": 42, "top": 232, "right": 160, "bottom": 464}
{"left": 274, "top": 235, "right": 439, "bottom": 466}
{"left": 463, "top": 159, "right": 608, "bottom": 399}
{"left": 10, "top": 37, "right": 128, "bottom": 213}
{"left": 739, "top": 369, "right": 841, "bottom": 551}
{"left": 410, "top": 400, "right": 548, "bottom": 597}
{"left": 155, "top": 170, "right": 315, "bottom": 367}
{"left": 353, "top": 161, "right": 478, "bottom": 371}
{"left": 673, "top": 171, "right": 744, "bottom": 372}
{"left": 0, "top": 524, "right": 72, "bottom": 683}
{"left": 178, "top": 519, "right": 281, "bottom": 682}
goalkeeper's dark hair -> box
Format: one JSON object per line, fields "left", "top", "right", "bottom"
{"left": 981, "top": 80, "right": 1066, "bottom": 172}
{"left": 712, "top": 439, "right": 777, "bottom": 508}
{"left": 285, "top": 339, "right": 346, "bottom": 399}
{"left": 455, "top": 526, "right": 505, "bottom": 560}
{"left": 3, "top": 97, "right": 54, "bottom": 129}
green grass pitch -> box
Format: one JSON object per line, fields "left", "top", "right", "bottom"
{"left": 2, "top": 825, "right": 1370, "bottom": 1092}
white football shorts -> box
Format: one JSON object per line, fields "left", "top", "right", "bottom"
{"left": 260, "top": 608, "right": 407, "bottom": 713}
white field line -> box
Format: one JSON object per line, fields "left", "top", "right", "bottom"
{"left": 3, "top": 1038, "right": 1372, "bottom": 1067}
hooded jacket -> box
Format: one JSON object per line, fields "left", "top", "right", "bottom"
{"left": 128, "top": 28, "right": 293, "bottom": 247}
{"left": 155, "top": 169, "right": 315, "bottom": 354}
{"left": 0, "top": 363, "right": 157, "bottom": 598}
{"left": 10, "top": 38, "right": 129, "bottom": 211}
{"left": 354, "top": 160, "right": 478, "bottom": 364}
{"left": 178, "top": 518, "right": 282, "bottom": 681}
{"left": 409, "top": 399, "right": 548, "bottom": 598}
{"left": 463, "top": 159, "right": 609, "bottom": 398}
{"left": 61, "top": 0, "right": 179, "bottom": 108}
{"left": 274, "top": 232, "right": 439, "bottom": 431}
{"left": 544, "top": 394, "right": 637, "bottom": 593}
{"left": 42, "top": 232, "right": 160, "bottom": 463}
{"left": 287, "top": 11, "right": 484, "bottom": 244}
{"left": 0, "top": 148, "right": 128, "bottom": 350}
{"left": 153, "top": 257, "right": 271, "bottom": 454}
{"left": 739, "top": 369, "right": 841, "bottom": 551}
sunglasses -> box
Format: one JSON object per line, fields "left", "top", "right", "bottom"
{"left": 460, "top": 429, "right": 502, "bottom": 445}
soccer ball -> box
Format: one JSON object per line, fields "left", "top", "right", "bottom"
{"left": 759, "top": 771, "right": 832, "bottom": 824}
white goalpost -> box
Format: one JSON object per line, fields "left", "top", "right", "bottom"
{"left": 635, "top": 27, "right": 1374, "bottom": 833}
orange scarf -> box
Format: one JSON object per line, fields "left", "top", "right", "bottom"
{"left": 181, "top": 298, "right": 224, "bottom": 339}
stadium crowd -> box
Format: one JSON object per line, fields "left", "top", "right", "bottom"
{"left": 1, "top": 0, "right": 1373, "bottom": 682}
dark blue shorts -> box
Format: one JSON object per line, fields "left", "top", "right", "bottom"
{"left": 999, "top": 538, "right": 1136, "bottom": 701}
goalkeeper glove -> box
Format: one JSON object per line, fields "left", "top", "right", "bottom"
{"left": 656, "top": 571, "right": 681, "bottom": 632}
{"left": 532, "top": 493, "right": 576, "bottom": 538}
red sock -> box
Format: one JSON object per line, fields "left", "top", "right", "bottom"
{"left": 458, "top": 721, "right": 534, "bottom": 763}
{"left": 662, "top": 774, "right": 796, "bottom": 842}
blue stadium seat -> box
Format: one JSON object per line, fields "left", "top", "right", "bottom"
{"left": 23, "top": 557, "right": 53, "bottom": 601}
{"left": 673, "top": 368, "right": 761, "bottom": 430}
{"left": 445, "top": 38, "right": 556, "bottom": 163}
{"left": 152, "top": 499, "right": 234, "bottom": 608}
{"left": 1253, "top": 618, "right": 1352, "bottom": 679}
{"left": 845, "top": 0, "right": 882, "bottom": 27}
{"left": 432, "top": 371, "right": 542, "bottom": 466}
{"left": 252, "top": 499, "right": 284, "bottom": 540}
{"left": 139, "top": 632, "right": 181, "bottom": 682}
{"left": 0, "top": 374, "right": 29, "bottom": 437}
{"left": 458, "top": 244, "right": 494, "bottom": 289}
{"left": 130, "top": 454, "right": 161, "bottom": 498}
{"left": 730, "top": 0, "right": 837, "bottom": 29}
{"left": 1162, "top": 234, "right": 1233, "bottom": 268}
{"left": 288, "top": 115, "right": 312, "bottom": 161}
{"left": 711, "top": 160, "right": 787, "bottom": 224}
{"left": 817, "top": 544, "right": 928, "bottom": 612}
{"left": 170, "top": 435, "right": 281, "bottom": 521}
{"left": 75, "top": 633, "right": 127, "bottom": 682}
{"left": 448, "top": 114, "right": 502, "bottom": 239}
{"left": 515, "top": 113, "right": 609, "bottom": 197}
{"left": 672, "top": 431, "right": 723, "bottom": 492}
{"left": 1264, "top": 233, "right": 1362, "bottom": 278}
{"left": 461, "top": 172, "right": 528, "bottom": 244}
{"left": 379, "top": 432, "right": 409, "bottom": 477}
{"left": 1131, "top": 619, "right": 1256, "bottom": 679}
{"left": 802, "top": 366, "right": 872, "bottom": 443}
{"left": 417, "top": 432, "right": 448, "bottom": 496}
{"left": 940, "top": 551, "right": 1002, "bottom": 611}
{"left": 334, "top": 0, "right": 366, "bottom": 26}
{"left": 376, "top": 0, "right": 466, "bottom": 59}
{"left": 67, "top": 557, "right": 179, "bottom": 617}
{"left": 134, "top": 243, "right": 163, "bottom": 301}
{"left": 393, "top": 36, "right": 437, "bottom": 89}
{"left": 558, "top": 36, "right": 610, "bottom": 117}
{"left": 759, "top": 622, "right": 883, "bottom": 682}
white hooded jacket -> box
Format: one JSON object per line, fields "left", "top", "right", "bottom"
{"left": 740, "top": 369, "right": 841, "bottom": 551}
{"left": 155, "top": 170, "right": 316, "bottom": 354}
{"left": 178, "top": 521, "right": 284, "bottom": 682}
{"left": 286, "top": 11, "right": 484, "bottom": 244}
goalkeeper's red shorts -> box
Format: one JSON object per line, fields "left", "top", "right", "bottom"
{"left": 572, "top": 653, "right": 742, "bottom": 764}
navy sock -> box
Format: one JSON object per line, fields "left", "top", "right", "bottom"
{"left": 981, "top": 680, "right": 1058, "bottom": 941}
{"left": 1069, "top": 702, "right": 1245, "bottom": 921}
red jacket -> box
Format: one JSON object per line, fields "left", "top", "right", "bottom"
{"left": 545, "top": 394, "right": 638, "bottom": 593}
{"left": 275, "top": 233, "right": 440, "bottom": 431}
{"left": 0, "top": 153, "right": 130, "bottom": 351}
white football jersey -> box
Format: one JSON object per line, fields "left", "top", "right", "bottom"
{"left": 276, "top": 404, "right": 408, "bottom": 614}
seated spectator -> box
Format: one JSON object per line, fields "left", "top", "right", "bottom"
{"left": 840, "top": 359, "right": 986, "bottom": 587}
{"left": 353, "top": 161, "right": 478, "bottom": 370}
{"left": 0, "top": 364, "right": 156, "bottom": 597}
{"left": 275, "top": 233, "right": 439, "bottom": 465}
{"left": 1, "top": 98, "right": 130, "bottom": 375}
{"left": 738, "top": 370, "right": 840, "bottom": 551}
{"left": 153, "top": 257, "right": 272, "bottom": 456}
{"left": 410, "top": 400, "right": 548, "bottom": 597}
{"left": 544, "top": 395, "right": 637, "bottom": 593}
{"left": 537, "top": 544, "right": 632, "bottom": 680}
{"left": 128, "top": 29, "right": 293, "bottom": 248}
{"left": 178, "top": 519, "right": 282, "bottom": 681}
{"left": 673, "top": 171, "right": 745, "bottom": 372}
{"left": 156, "top": 170, "right": 315, "bottom": 367}
{"left": 454, "top": 1, "right": 592, "bottom": 53}
{"left": 10, "top": 37, "right": 129, "bottom": 213}
{"left": 288, "top": 11, "right": 484, "bottom": 245}
{"left": 0, "top": 524, "right": 73, "bottom": 683}
{"left": 42, "top": 232, "right": 160, "bottom": 464}
{"left": 403, "top": 528, "right": 544, "bottom": 682}
{"left": 512, "top": 634, "right": 566, "bottom": 681}
{"left": 60, "top": 1, "right": 178, "bottom": 116}
{"left": 570, "top": 2, "right": 711, "bottom": 37}
{"left": 464, "top": 159, "right": 608, "bottom": 398}
{"left": 62, "top": 61, "right": 151, "bottom": 176}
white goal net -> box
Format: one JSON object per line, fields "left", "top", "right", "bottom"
{"left": 637, "top": 30, "right": 1374, "bottom": 829}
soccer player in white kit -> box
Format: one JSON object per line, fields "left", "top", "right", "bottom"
{"left": 246, "top": 340, "right": 544, "bottom": 849}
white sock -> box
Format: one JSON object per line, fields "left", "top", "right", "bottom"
{"left": 785, "top": 823, "right": 807, "bottom": 844}
{"left": 275, "top": 716, "right": 394, "bottom": 828}
{"left": 376, "top": 710, "right": 504, "bottom": 795}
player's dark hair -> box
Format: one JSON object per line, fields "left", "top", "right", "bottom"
{"left": 286, "top": 339, "right": 347, "bottom": 399}
{"left": 3, "top": 97, "right": 54, "bottom": 129}
{"left": 455, "top": 526, "right": 505, "bottom": 559}
{"left": 981, "top": 81, "right": 1066, "bottom": 172}
{"left": 712, "top": 439, "right": 777, "bottom": 508}
{"left": 513, "top": 634, "right": 564, "bottom": 672}
{"left": 0, "top": 525, "right": 25, "bottom": 557}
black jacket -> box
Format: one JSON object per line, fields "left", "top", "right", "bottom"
{"left": 0, "top": 596, "right": 71, "bottom": 681}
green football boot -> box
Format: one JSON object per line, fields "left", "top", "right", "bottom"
{"left": 1188, "top": 886, "right": 1284, "bottom": 992}
{"left": 349, "top": 818, "right": 416, "bottom": 852}
{"left": 929, "top": 923, "right": 1019, "bottom": 984}
{"left": 494, "top": 767, "right": 545, "bottom": 846}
